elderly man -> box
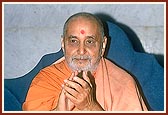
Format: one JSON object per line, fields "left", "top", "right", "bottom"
{"left": 22, "top": 12, "right": 148, "bottom": 111}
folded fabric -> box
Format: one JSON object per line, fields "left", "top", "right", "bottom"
{"left": 23, "top": 57, "right": 148, "bottom": 111}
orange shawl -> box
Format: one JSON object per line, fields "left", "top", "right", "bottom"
{"left": 22, "top": 57, "right": 147, "bottom": 111}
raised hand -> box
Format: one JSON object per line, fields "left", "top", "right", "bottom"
{"left": 55, "top": 73, "right": 75, "bottom": 111}
{"left": 62, "top": 71, "right": 104, "bottom": 111}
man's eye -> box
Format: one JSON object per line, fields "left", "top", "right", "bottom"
{"left": 71, "top": 39, "right": 77, "bottom": 43}
{"left": 69, "top": 39, "right": 79, "bottom": 45}
{"left": 86, "top": 39, "right": 95, "bottom": 44}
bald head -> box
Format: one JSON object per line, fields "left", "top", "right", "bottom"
{"left": 62, "top": 12, "right": 105, "bottom": 38}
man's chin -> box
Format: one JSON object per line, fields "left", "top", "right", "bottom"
{"left": 73, "top": 66, "right": 90, "bottom": 71}
{"left": 69, "top": 64, "right": 90, "bottom": 71}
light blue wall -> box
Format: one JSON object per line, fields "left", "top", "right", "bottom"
{"left": 4, "top": 3, "right": 165, "bottom": 78}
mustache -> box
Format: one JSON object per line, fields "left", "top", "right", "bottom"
{"left": 72, "top": 55, "right": 91, "bottom": 60}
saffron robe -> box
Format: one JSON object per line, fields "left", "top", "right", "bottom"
{"left": 22, "top": 57, "right": 148, "bottom": 111}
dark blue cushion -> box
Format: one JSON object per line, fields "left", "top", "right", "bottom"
{"left": 4, "top": 87, "right": 22, "bottom": 111}
{"left": 4, "top": 21, "right": 164, "bottom": 111}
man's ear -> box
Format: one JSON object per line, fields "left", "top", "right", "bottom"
{"left": 101, "top": 36, "right": 107, "bottom": 57}
{"left": 61, "top": 36, "right": 65, "bottom": 53}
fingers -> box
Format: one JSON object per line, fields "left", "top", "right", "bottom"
{"left": 62, "top": 71, "right": 94, "bottom": 98}
{"left": 67, "top": 71, "right": 92, "bottom": 89}
{"left": 68, "top": 72, "right": 76, "bottom": 80}
{"left": 61, "top": 71, "right": 96, "bottom": 110}
{"left": 82, "top": 71, "right": 92, "bottom": 88}
{"left": 63, "top": 79, "right": 82, "bottom": 93}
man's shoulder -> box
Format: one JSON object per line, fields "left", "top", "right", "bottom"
{"left": 104, "top": 58, "right": 135, "bottom": 84}
{"left": 32, "top": 57, "right": 70, "bottom": 84}
{"left": 41, "top": 57, "right": 66, "bottom": 73}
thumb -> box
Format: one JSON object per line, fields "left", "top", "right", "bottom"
{"left": 56, "top": 88, "right": 67, "bottom": 110}
{"left": 83, "top": 71, "right": 92, "bottom": 87}
{"left": 59, "top": 88, "right": 75, "bottom": 111}
{"left": 68, "top": 72, "right": 76, "bottom": 80}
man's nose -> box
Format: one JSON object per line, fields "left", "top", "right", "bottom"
{"left": 78, "top": 43, "right": 86, "bottom": 55}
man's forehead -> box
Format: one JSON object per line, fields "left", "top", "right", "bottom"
{"left": 68, "top": 16, "right": 98, "bottom": 26}
{"left": 67, "top": 20, "right": 99, "bottom": 33}
{"left": 65, "top": 16, "right": 102, "bottom": 37}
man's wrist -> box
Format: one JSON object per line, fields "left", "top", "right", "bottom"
{"left": 84, "top": 101, "right": 104, "bottom": 111}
